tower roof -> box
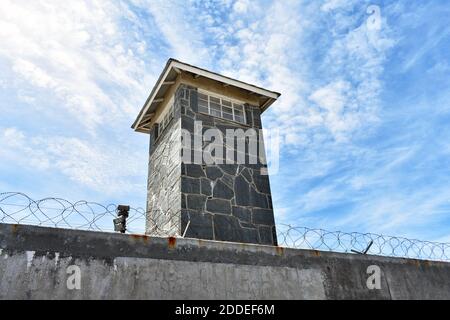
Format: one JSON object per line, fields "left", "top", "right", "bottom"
{"left": 132, "top": 58, "right": 281, "bottom": 133}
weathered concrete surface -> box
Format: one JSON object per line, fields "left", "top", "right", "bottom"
{"left": 1, "top": 223, "right": 449, "bottom": 300}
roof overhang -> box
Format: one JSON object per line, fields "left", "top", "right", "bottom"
{"left": 132, "top": 58, "right": 281, "bottom": 133}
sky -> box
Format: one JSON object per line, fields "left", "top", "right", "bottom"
{"left": 0, "top": 0, "right": 449, "bottom": 242}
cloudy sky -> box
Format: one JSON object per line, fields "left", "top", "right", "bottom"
{"left": 0, "top": 0, "right": 449, "bottom": 241}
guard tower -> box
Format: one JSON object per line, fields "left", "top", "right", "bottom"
{"left": 132, "top": 59, "right": 280, "bottom": 245}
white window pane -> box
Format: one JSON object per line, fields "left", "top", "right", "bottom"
{"left": 198, "top": 105, "right": 208, "bottom": 114}
{"left": 210, "top": 97, "right": 220, "bottom": 104}
{"left": 211, "top": 102, "right": 221, "bottom": 111}
{"left": 222, "top": 99, "right": 232, "bottom": 107}
{"left": 234, "top": 104, "right": 244, "bottom": 112}
{"left": 223, "top": 113, "right": 233, "bottom": 120}
{"left": 223, "top": 106, "right": 232, "bottom": 114}
{"left": 211, "top": 109, "right": 221, "bottom": 117}
{"left": 198, "top": 93, "right": 208, "bottom": 101}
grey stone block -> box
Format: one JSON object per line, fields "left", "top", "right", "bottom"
{"left": 181, "top": 177, "right": 200, "bottom": 194}
{"left": 185, "top": 164, "right": 205, "bottom": 178}
{"left": 213, "top": 215, "right": 260, "bottom": 244}
{"left": 221, "top": 174, "right": 234, "bottom": 189}
{"left": 213, "top": 180, "right": 234, "bottom": 200}
{"left": 252, "top": 171, "right": 270, "bottom": 194}
{"left": 201, "top": 178, "right": 212, "bottom": 196}
{"left": 258, "top": 225, "right": 274, "bottom": 245}
{"left": 232, "top": 206, "right": 251, "bottom": 223}
{"left": 252, "top": 208, "right": 275, "bottom": 226}
{"left": 219, "top": 164, "right": 239, "bottom": 175}
{"left": 187, "top": 194, "right": 207, "bottom": 211}
{"left": 181, "top": 195, "right": 186, "bottom": 209}
{"left": 272, "top": 225, "right": 278, "bottom": 246}
{"left": 267, "top": 195, "right": 273, "bottom": 209}
{"left": 206, "top": 198, "right": 231, "bottom": 215}
{"left": 241, "top": 228, "right": 260, "bottom": 244}
{"left": 181, "top": 210, "right": 213, "bottom": 240}
{"left": 213, "top": 214, "right": 241, "bottom": 242}
{"left": 181, "top": 115, "right": 194, "bottom": 132}
{"left": 240, "top": 168, "right": 252, "bottom": 183}
{"left": 206, "top": 166, "right": 223, "bottom": 180}
{"left": 234, "top": 175, "right": 250, "bottom": 206}
{"left": 250, "top": 187, "right": 268, "bottom": 208}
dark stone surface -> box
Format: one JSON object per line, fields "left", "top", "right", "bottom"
{"left": 240, "top": 167, "right": 252, "bottom": 183}
{"left": 185, "top": 164, "right": 205, "bottom": 178}
{"left": 219, "top": 164, "right": 238, "bottom": 175}
{"left": 258, "top": 226, "right": 274, "bottom": 245}
{"left": 234, "top": 175, "right": 250, "bottom": 206}
{"left": 181, "top": 177, "right": 200, "bottom": 194}
{"left": 181, "top": 210, "right": 213, "bottom": 240}
{"left": 213, "top": 215, "right": 260, "bottom": 244}
{"left": 186, "top": 194, "right": 207, "bottom": 211}
{"left": 271, "top": 226, "right": 278, "bottom": 246}
{"left": 221, "top": 174, "right": 234, "bottom": 189}
{"left": 181, "top": 195, "right": 186, "bottom": 209}
{"left": 213, "top": 214, "right": 241, "bottom": 242}
{"left": 250, "top": 187, "right": 268, "bottom": 208}
{"left": 240, "top": 227, "right": 260, "bottom": 244}
{"left": 252, "top": 208, "right": 275, "bottom": 226}
{"left": 181, "top": 115, "right": 194, "bottom": 133}
{"left": 213, "top": 180, "right": 234, "bottom": 200}
{"left": 201, "top": 178, "right": 212, "bottom": 196}
{"left": 232, "top": 206, "right": 251, "bottom": 223}
{"left": 267, "top": 195, "right": 273, "bottom": 209}
{"left": 206, "top": 198, "right": 231, "bottom": 215}
{"left": 252, "top": 171, "right": 270, "bottom": 194}
{"left": 205, "top": 166, "right": 223, "bottom": 180}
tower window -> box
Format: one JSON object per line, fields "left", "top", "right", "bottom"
{"left": 197, "top": 90, "right": 247, "bottom": 124}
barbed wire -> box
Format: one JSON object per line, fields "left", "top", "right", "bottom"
{"left": 0, "top": 192, "right": 170, "bottom": 236}
{"left": 277, "top": 224, "right": 450, "bottom": 262}
{"left": 1, "top": 192, "right": 449, "bottom": 262}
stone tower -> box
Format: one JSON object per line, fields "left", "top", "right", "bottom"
{"left": 132, "top": 59, "right": 280, "bottom": 245}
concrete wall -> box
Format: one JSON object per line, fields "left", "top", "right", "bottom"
{"left": 1, "top": 223, "right": 450, "bottom": 300}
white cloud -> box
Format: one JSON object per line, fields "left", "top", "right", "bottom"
{"left": 0, "top": 0, "right": 153, "bottom": 132}
{"left": 321, "top": 0, "right": 355, "bottom": 12}
{"left": 233, "top": 0, "right": 249, "bottom": 14}
{"left": 0, "top": 127, "right": 145, "bottom": 194}
{"left": 136, "top": 0, "right": 212, "bottom": 66}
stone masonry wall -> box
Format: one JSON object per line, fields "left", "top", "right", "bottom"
{"left": 178, "top": 84, "right": 277, "bottom": 245}
{"left": 146, "top": 96, "right": 182, "bottom": 236}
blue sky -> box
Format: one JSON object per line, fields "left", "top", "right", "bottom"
{"left": 0, "top": 0, "right": 449, "bottom": 241}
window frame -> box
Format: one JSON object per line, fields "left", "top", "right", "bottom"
{"left": 197, "top": 89, "right": 247, "bottom": 125}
